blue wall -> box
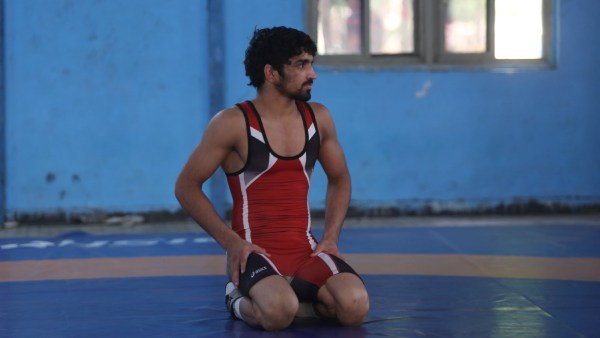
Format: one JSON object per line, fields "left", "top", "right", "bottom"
{"left": 3, "top": 0, "right": 599, "bottom": 220}
{"left": 5, "top": 0, "right": 207, "bottom": 218}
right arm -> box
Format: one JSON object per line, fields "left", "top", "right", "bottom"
{"left": 174, "top": 108, "right": 268, "bottom": 286}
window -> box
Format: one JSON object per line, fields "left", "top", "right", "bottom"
{"left": 306, "top": 0, "right": 555, "bottom": 68}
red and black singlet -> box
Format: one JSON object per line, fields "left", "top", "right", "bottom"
{"left": 226, "top": 100, "right": 320, "bottom": 275}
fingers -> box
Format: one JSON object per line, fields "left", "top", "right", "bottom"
{"left": 231, "top": 268, "right": 240, "bottom": 287}
{"left": 228, "top": 243, "right": 270, "bottom": 287}
{"left": 228, "top": 254, "right": 240, "bottom": 287}
{"left": 310, "top": 242, "right": 325, "bottom": 257}
{"left": 312, "top": 249, "right": 342, "bottom": 257}
{"left": 239, "top": 252, "right": 248, "bottom": 274}
{"left": 310, "top": 242, "right": 343, "bottom": 259}
{"left": 240, "top": 244, "right": 270, "bottom": 274}
{"left": 253, "top": 245, "right": 270, "bottom": 257}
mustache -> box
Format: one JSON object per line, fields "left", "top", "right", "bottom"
{"left": 303, "top": 80, "right": 314, "bottom": 86}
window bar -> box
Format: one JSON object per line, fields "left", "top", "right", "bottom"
{"left": 487, "top": 0, "right": 495, "bottom": 60}
{"left": 423, "top": 0, "right": 436, "bottom": 64}
{"left": 363, "top": 0, "right": 370, "bottom": 58}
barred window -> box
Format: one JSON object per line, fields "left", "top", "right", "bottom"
{"left": 306, "top": 0, "right": 555, "bottom": 69}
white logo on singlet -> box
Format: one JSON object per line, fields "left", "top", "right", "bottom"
{"left": 251, "top": 266, "right": 267, "bottom": 278}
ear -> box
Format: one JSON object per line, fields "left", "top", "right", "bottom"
{"left": 264, "top": 64, "right": 280, "bottom": 84}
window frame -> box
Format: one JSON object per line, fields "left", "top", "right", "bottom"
{"left": 305, "top": 0, "right": 556, "bottom": 70}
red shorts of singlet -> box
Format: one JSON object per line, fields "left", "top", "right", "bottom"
{"left": 237, "top": 252, "right": 361, "bottom": 302}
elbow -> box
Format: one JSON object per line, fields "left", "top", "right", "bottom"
{"left": 174, "top": 176, "right": 188, "bottom": 204}
{"left": 174, "top": 174, "right": 205, "bottom": 205}
{"left": 327, "top": 172, "right": 351, "bottom": 196}
{"left": 330, "top": 171, "right": 351, "bottom": 187}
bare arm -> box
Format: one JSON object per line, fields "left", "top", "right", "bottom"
{"left": 174, "top": 108, "right": 268, "bottom": 286}
{"left": 310, "top": 103, "right": 352, "bottom": 258}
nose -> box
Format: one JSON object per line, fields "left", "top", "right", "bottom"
{"left": 308, "top": 64, "right": 317, "bottom": 80}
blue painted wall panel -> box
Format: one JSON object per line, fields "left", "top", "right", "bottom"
{"left": 5, "top": 0, "right": 207, "bottom": 215}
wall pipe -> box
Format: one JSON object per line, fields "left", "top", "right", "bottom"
{"left": 0, "top": 0, "right": 6, "bottom": 225}
{"left": 207, "top": 0, "right": 227, "bottom": 218}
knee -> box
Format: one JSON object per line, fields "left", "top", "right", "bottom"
{"left": 259, "top": 293, "right": 299, "bottom": 331}
{"left": 336, "top": 288, "right": 370, "bottom": 326}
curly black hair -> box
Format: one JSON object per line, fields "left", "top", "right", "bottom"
{"left": 244, "top": 26, "right": 317, "bottom": 88}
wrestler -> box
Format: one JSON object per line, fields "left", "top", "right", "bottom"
{"left": 175, "top": 26, "right": 369, "bottom": 331}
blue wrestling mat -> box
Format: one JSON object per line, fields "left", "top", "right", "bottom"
{"left": 1, "top": 221, "right": 600, "bottom": 337}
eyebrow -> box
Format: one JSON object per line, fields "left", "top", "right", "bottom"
{"left": 290, "top": 57, "right": 313, "bottom": 65}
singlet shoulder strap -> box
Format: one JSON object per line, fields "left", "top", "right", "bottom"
{"left": 295, "top": 101, "right": 313, "bottom": 127}
{"left": 295, "top": 100, "right": 319, "bottom": 141}
{"left": 236, "top": 101, "right": 262, "bottom": 132}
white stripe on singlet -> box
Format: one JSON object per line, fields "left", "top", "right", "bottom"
{"left": 239, "top": 175, "right": 252, "bottom": 242}
{"left": 317, "top": 252, "right": 339, "bottom": 274}
{"left": 240, "top": 154, "right": 278, "bottom": 242}
{"left": 299, "top": 154, "right": 317, "bottom": 250}
{"left": 257, "top": 253, "right": 282, "bottom": 275}
{"left": 250, "top": 127, "right": 264, "bottom": 143}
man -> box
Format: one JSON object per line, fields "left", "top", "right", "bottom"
{"left": 175, "top": 26, "right": 369, "bottom": 331}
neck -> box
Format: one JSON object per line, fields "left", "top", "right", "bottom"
{"left": 253, "top": 87, "right": 298, "bottom": 118}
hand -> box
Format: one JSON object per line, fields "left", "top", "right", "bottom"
{"left": 226, "top": 238, "right": 269, "bottom": 287}
{"left": 310, "top": 238, "right": 343, "bottom": 260}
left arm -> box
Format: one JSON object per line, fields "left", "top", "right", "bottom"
{"left": 310, "top": 102, "right": 351, "bottom": 258}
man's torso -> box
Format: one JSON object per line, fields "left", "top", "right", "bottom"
{"left": 225, "top": 100, "right": 320, "bottom": 275}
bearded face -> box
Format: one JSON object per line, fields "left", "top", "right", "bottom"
{"left": 273, "top": 52, "right": 316, "bottom": 101}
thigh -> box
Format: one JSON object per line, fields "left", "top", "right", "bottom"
{"left": 237, "top": 252, "right": 282, "bottom": 296}
{"left": 235, "top": 253, "right": 299, "bottom": 328}
{"left": 249, "top": 274, "right": 296, "bottom": 303}
{"left": 318, "top": 272, "right": 367, "bottom": 305}
{"left": 290, "top": 253, "right": 361, "bottom": 302}
{"left": 243, "top": 275, "right": 299, "bottom": 329}
{"left": 315, "top": 272, "right": 369, "bottom": 321}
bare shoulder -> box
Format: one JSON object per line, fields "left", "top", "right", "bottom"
{"left": 307, "top": 102, "right": 346, "bottom": 169}
{"left": 211, "top": 105, "right": 245, "bottom": 126}
{"left": 308, "top": 101, "right": 336, "bottom": 136}
{"left": 307, "top": 101, "right": 330, "bottom": 117}
{"left": 204, "top": 106, "right": 245, "bottom": 138}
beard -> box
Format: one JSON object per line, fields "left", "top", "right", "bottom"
{"left": 291, "top": 89, "right": 312, "bottom": 102}
{"left": 275, "top": 80, "right": 313, "bottom": 101}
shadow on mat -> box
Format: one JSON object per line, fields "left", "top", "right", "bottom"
{"left": 225, "top": 318, "right": 368, "bottom": 337}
